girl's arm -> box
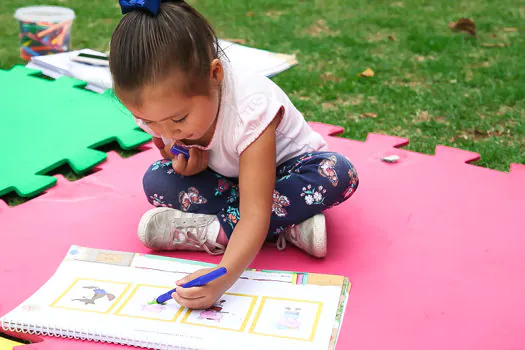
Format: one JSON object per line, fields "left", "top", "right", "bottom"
{"left": 220, "top": 114, "right": 280, "bottom": 278}
{"left": 172, "top": 114, "right": 281, "bottom": 309}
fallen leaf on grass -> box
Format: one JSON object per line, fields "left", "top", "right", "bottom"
{"left": 223, "top": 38, "right": 246, "bottom": 44}
{"left": 361, "top": 112, "right": 378, "bottom": 118}
{"left": 388, "top": 34, "right": 397, "bottom": 41}
{"left": 358, "top": 68, "right": 374, "bottom": 78}
{"left": 448, "top": 18, "right": 476, "bottom": 36}
{"left": 482, "top": 43, "right": 509, "bottom": 48}
{"left": 246, "top": 11, "right": 254, "bottom": 17}
{"left": 503, "top": 28, "right": 518, "bottom": 32}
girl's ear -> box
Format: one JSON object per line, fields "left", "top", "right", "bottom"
{"left": 209, "top": 58, "right": 224, "bottom": 87}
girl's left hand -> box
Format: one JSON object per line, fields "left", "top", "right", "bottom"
{"left": 171, "top": 267, "right": 233, "bottom": 309}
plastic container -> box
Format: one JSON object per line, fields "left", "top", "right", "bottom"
{"left": 14, "top": 6, "right": 76, "bottom": 61}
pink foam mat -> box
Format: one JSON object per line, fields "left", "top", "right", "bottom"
{"left": 1, "top": 122, "right": 524, "bottom": 350}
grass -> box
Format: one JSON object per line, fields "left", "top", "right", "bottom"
{"left": 0, "top": 0, "right": 524, "bottom": 206}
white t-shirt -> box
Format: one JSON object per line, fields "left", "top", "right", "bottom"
{"left": 135, "top": 61, "right": 328, "bottom": 178}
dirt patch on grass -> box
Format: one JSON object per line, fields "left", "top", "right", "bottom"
{"left": 265, "top": 10, "right": 284, "bottom": 19}
{"left": 495, "top": 105, "right": 523, "bottom": 116}
{"left": 305, "top": 19, "right": 339, "bottom": 37}
{"left": 322, "top": 95, "right": 372, "bottom": 111}
{"left": 452, "top": 124, "right": 514, "bottom": 141}
{"left": 365, "top": 32, "right": 398, "bottom": 43}
{"left": 320, "top": 72, "right": 343, "bottom": 82}
{"left": 415, "top": 110, "right": 448, "bottom": 124}
{"left": 414, "top": 55, "right": 437, "bottom": 62}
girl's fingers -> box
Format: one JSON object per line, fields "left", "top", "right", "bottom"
{"left": 160, "top": 148, "right": 170, "bottom": 159}
{"left": 163, "top": 143, "right": 175, "bottom": 159}
{"left": 174, "top": 286, "right": 206, "bottom": 299}
{"left": 172, "top": 293, "right": 208, "bottom": 309}
{"left": 172, "top": 154, "right": 187, "bottom": 174}
{"left": 186, "top": 148, "right": 200, "bottom": 174}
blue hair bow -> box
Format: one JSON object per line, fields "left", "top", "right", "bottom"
{"left": 119, "top": 0, "right": 175, "bottom": 16}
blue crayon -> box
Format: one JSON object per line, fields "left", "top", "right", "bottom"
{"left": 170, "top": 144, "right": 190, "bottom": 159}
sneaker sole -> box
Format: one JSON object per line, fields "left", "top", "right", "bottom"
{"left": 311, "top": 214, "right": 327, "bottom": 258}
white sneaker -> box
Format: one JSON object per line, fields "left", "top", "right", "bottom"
{"left": 276, "top": 214, "right": 327, "bottom": 258}
{"left": 138, "top": 207, "right": 225, "bottom": 255}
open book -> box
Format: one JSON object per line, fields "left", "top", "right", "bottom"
{"left": 1, "top": 245, "right": 350, "bottom": 350}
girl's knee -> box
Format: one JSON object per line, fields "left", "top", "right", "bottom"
{"left": 142, "top": 159, "right": 179, "bottom": 194}
{"left": 321, "top": 153, "right": 359, "bottom": 204}
{"left": 339, "top": 154, "right": 358, "bottom": 183}
{"left": 338, "top": 154, "right": 359, "bottom": 200}
{"left": 323, "top": 153, "right": 358, "bottom": 182}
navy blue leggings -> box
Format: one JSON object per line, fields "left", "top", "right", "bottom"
{"left": 142, "top": 152, "right": 359, "bottom": 239}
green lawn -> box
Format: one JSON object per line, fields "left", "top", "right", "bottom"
{"left": 1, "top": 0, "right": 524, "bottom": 205}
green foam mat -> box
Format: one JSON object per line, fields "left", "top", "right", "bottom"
{"left": 0, "top": 65, "right": 151, "bottom": 198}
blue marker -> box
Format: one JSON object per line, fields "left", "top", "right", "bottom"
{"left": 170, "top": 144, "right": 190, "bottom": 159}
{"left": 155, "top": 267, "right": 228, "bottom": 304}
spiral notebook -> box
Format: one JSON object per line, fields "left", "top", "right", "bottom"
{"left": 0, "top": 245, "right": 350, "bottom": 350}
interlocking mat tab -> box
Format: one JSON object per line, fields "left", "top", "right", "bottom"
{"left": 1, "top": 122, "right": 524, "bottom": 349}
{"left": 0, "top": 66, "right": 151, "bottom": 199}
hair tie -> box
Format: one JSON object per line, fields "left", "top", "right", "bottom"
{"left": 119, "top": 0, "right": 180, "bottom": 16}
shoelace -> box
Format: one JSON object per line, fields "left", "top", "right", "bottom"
{"left": 170, "top": 222, "right": 225, "bottom": 256}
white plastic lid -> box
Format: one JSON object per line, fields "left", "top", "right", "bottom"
{"left": 14, "top": 6, "right": 76, "bottom": 23}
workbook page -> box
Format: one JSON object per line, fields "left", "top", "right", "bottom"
{"left": 1, "top": 249, "right": 344, "bottom": 350}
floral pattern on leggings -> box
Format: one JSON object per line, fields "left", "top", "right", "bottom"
{"left": 143, "top": 151, "right": 359, "bottom": 239}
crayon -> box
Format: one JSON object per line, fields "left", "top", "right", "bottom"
{"left": 18, "top": 19, "right": 72, "bottom": 60}
{"left": 23, "top": 46, "right": 40, "bottom": 57}
{"left": 37, "top": 20, "right": 68, "bottom": 38}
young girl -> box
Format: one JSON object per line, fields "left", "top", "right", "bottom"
{"left": 110, "top": 0, "right": 359, "bottom": 309}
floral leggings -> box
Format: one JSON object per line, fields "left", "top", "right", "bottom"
{"left": 142, "top": 152, "right": 359, "bottom": 239}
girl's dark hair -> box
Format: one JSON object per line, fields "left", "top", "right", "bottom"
{"left": 109, "top": 1, "right": 219, "bottom": 100}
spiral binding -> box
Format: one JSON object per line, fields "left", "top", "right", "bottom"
{"left": 1, "top": 319, "right": 205, "bottom": 350}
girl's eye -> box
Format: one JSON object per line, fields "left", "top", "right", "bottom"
{"left": 144, "top": 121, "right": 153, "bottom": 125}
{"left": 172, "top": 114, "right": 188, "bottom": 124}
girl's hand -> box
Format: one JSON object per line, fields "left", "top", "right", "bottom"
{"left": 152, "top": 137, "right": 208, "bottom": 175}
{"left": 152, "top": 137, "right": 171, "bottom": 159}
{"left": 171, "top": 147, "right": 209, "bottom": 176}
{"left": 172, "top": 267, "right": 234, "bottom": 309}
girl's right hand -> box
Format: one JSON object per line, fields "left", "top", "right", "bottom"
{"left": 152, "top": 137, "right": 208, "bottom": 176}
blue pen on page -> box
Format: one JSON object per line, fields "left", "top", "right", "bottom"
{"left": 153, "top": 267, "right": 228, "bottom": 304}
{"left": 170, "top": 144, "right": 190, "bottom": 159}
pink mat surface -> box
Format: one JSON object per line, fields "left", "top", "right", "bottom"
{"left": 1, "top": 122, "right": 525, "bottom": 350}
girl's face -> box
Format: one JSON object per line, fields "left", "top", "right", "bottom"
{"left": 120, "top": 60, "right": 224, "bottom": 145}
